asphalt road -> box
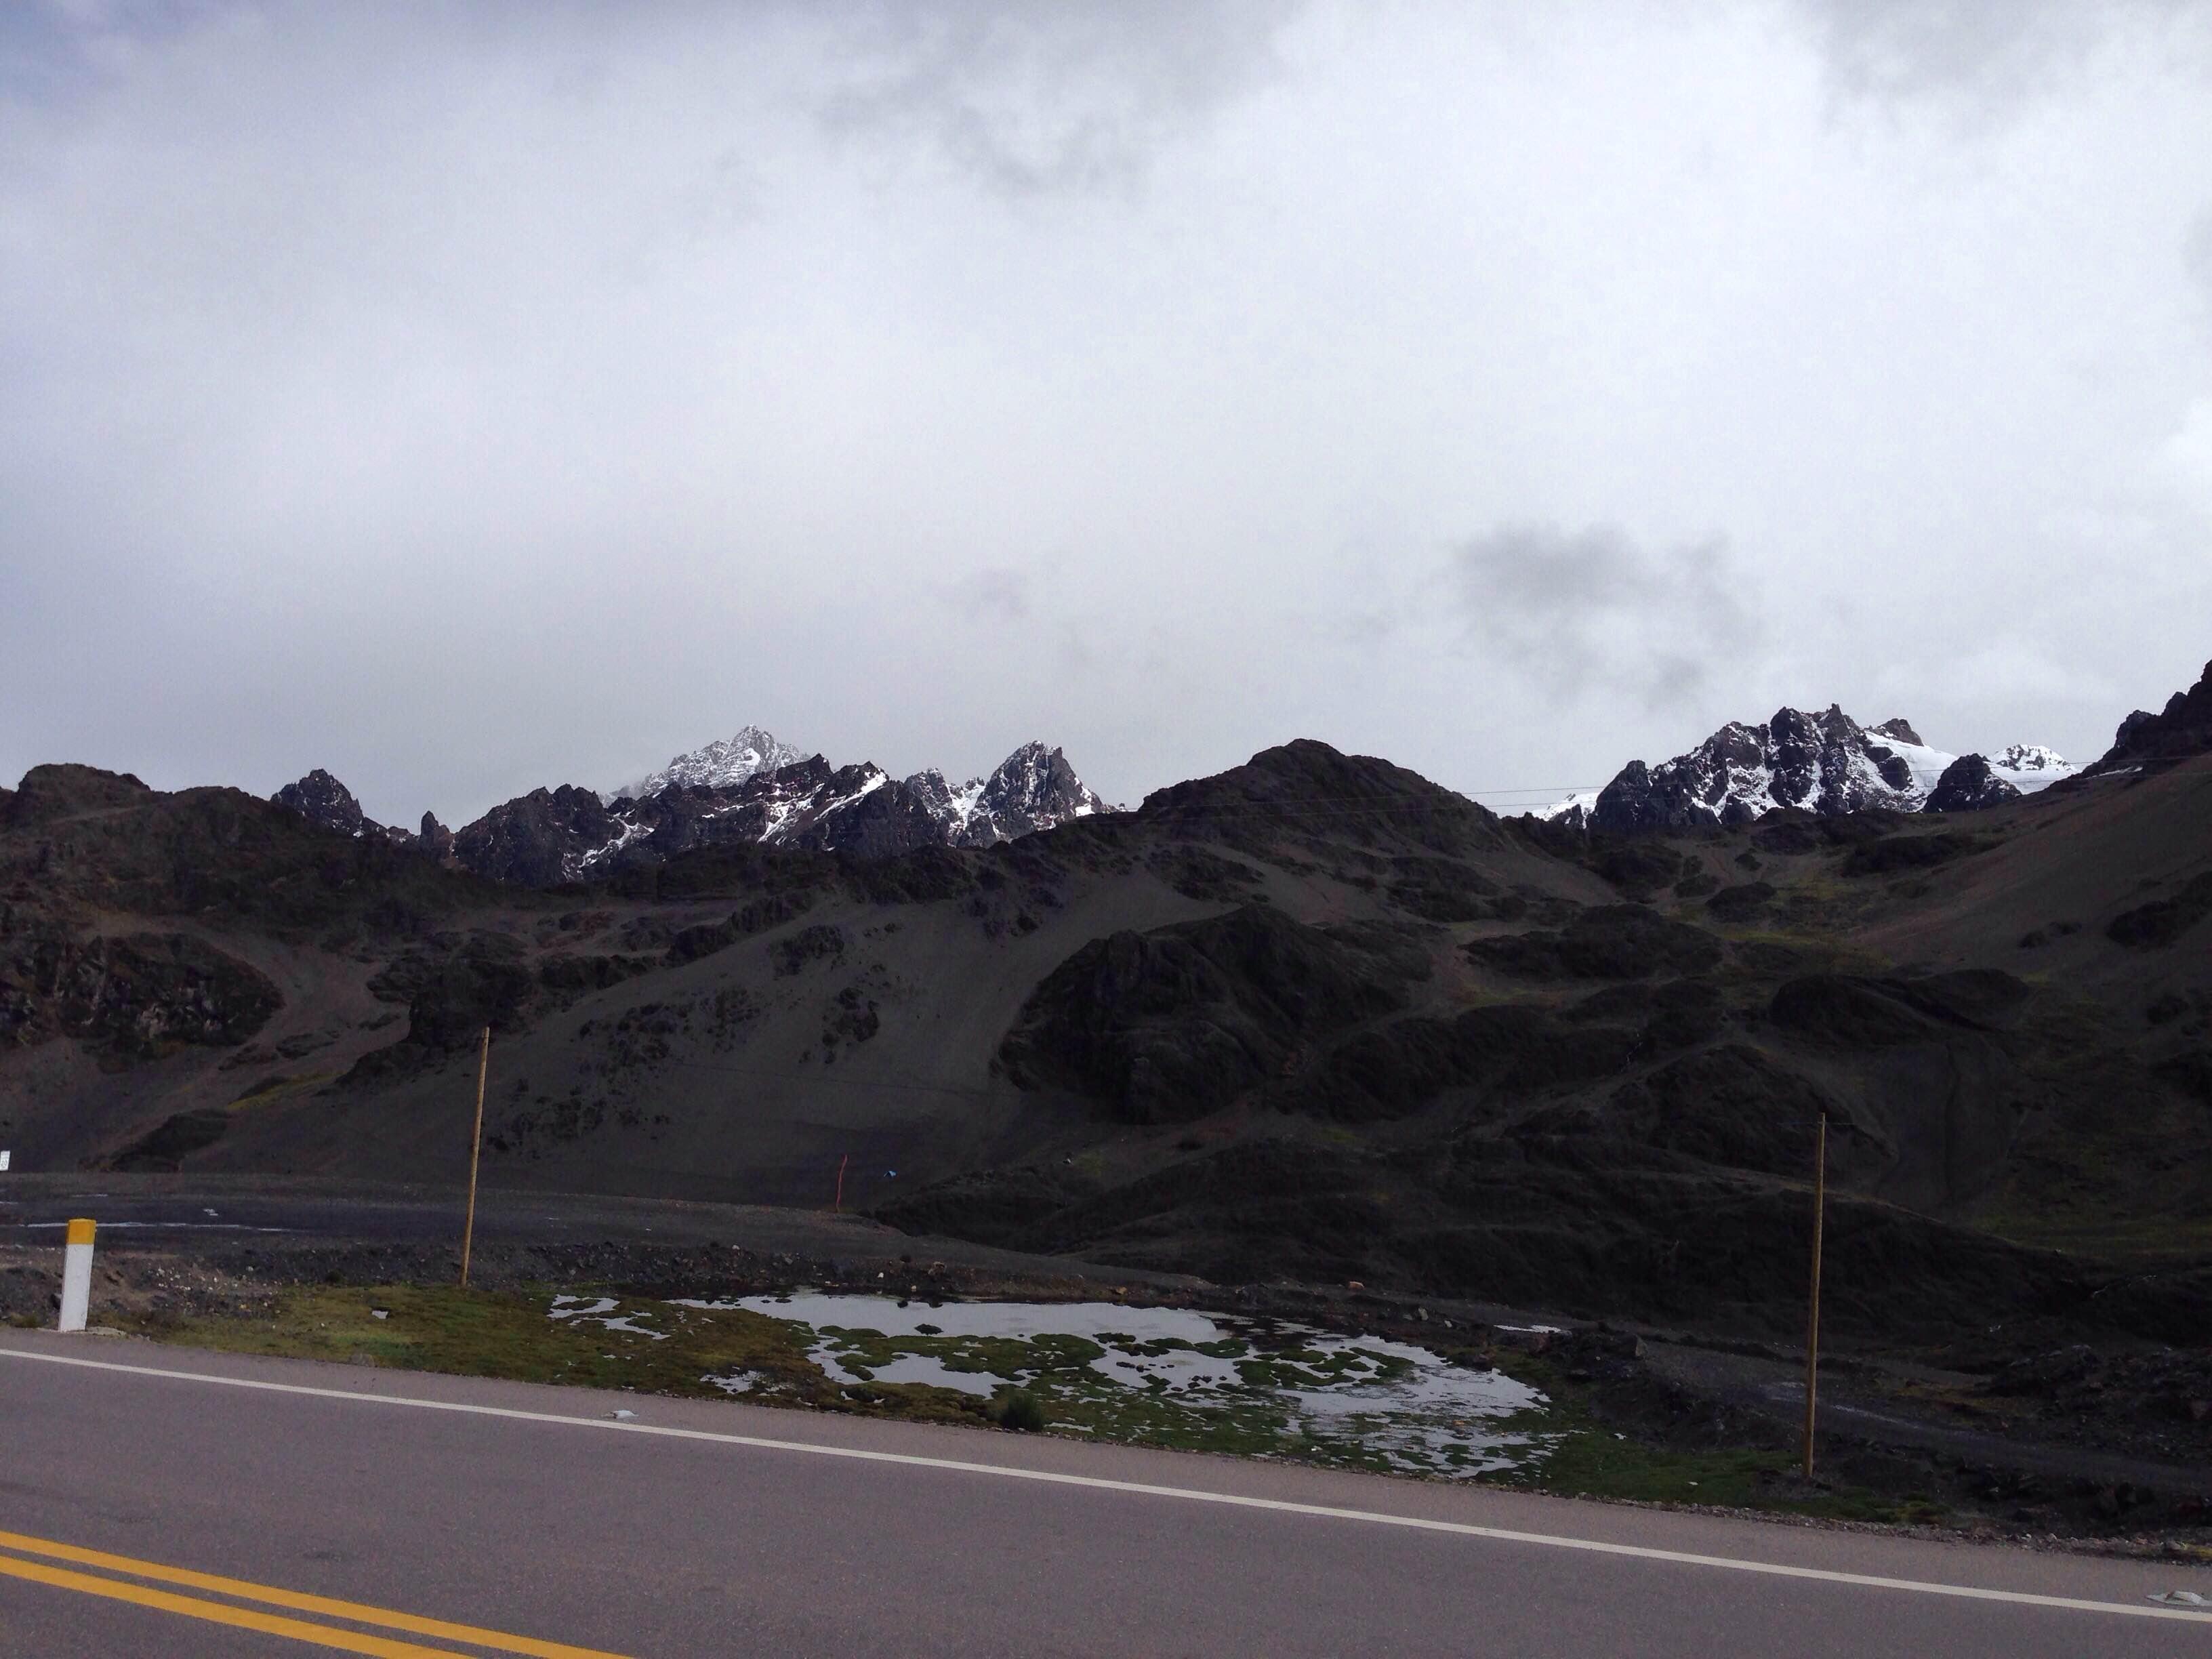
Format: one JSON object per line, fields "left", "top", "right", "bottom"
{"left": 2, "top": 1332, "right": 2208, "bottom": 1657}
{"left": 0, "top": 1172, "right": 1195, "bottom": 1286}
{"left": 0, "top": 1173, "right": 970, "bottom": 1254}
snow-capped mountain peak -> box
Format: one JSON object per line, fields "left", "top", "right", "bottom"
{"left": 1538, "top": 707, "right": 2076, "bottom": 832}
{"left": 611, "top": 724, "right": 806, "bottom": 802}
{"left": 1531, "top": 788, "right": 1601, "bottom": 825}
{"left": 905, "top": 741, "right": 1112, "bottom": 846}
{"left": 1993, "top": 743, "right": 2067, "bottom": 775}
{"left": 903, "top": 766, "right": 989, "bottom": 830}
{"left": 367, "top": 736, "right": 1120, "bottom": 886}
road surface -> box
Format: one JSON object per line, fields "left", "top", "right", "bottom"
{"left": 0, "top": 1172, "right": 1212, "bottom": 1295}
{"left": 2, "top": 1330, "right": 2207, "bottom": 1657}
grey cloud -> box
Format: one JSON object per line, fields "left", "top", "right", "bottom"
{"left": 3, "top": 3, "right": 2208, "bottom": 819}
{"left": 1801, "top": 0, "right": 2210, "bottom": 104}
{"left": 815, "top": 0, "right": 1300, "bottom": 197}
{"left": 941, "top": 567, "right": 1031, "bottom": 621}
{"left": 1448, "top": 525, "right": 1759, "bottom": 710}
{"left": 1329, "top": 608, "right": 1402, "bottom": 651}
{"left": 2188, "top": 207, "right": 2212, "bottom": 295}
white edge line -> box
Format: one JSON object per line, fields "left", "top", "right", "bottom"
{"left": 4, "top": 1345, "right": 2207, "bottom": 1625}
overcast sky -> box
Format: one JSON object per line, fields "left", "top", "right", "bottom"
{"left": 4, "top": 1, "right": 2209, "bottom": 825}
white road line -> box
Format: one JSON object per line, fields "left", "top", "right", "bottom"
{"left": 5, "top": 1344, "right": 2207, "bottom": 1625}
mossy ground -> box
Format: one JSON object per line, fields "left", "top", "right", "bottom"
{"left": 1972, "top": 995, "right": 2212, "bottom": 1261}
{"left": 802, "top": 1317, "right": 1531, "bottom": 1474}
{"left": 1486, "top": 1355, "right": 1946, "bottom": 1525}
{"left": 120, "top": 1283, "right": 980, "bottom": 1427}
{"left": 114, "top": 1284, "right": 1936, "bottom": 1525}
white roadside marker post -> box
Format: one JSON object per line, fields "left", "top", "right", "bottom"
{"left": 58, "top": 1218, "right": 96, "bottom": 1333}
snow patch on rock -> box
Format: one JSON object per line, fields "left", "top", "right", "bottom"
{"left": 1536, "top": 709, "right": 2075, "bottom": 832}
{"left": 611, "top": 725, "right": 807, "bottom": 803}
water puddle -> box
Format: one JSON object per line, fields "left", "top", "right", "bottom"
{"left": 549, "top": 1294, "right": 670, "bottom": 1340}
{"left": 666, "top": 1292, "right": 1551, "bottom": 1477}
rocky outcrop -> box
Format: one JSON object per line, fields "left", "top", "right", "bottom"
{"left": 417, "top": 812, "right": 455, "bottom": 864}
{"left": 1139, "top": 739, "right": 1504, "bottom": 857}
{"left": 1925, "top": 754, "right": 2022, "bottom": 813}
{"left": 978, "top": 743, "right": 1111, "bottom": 838}
{"left": 730, "top": 761, "right": 949, "bottom": 859}
{"left": 2106, "top": 873, "right": 2212, "bottom": 949}
{"left": 444, "top": 744, "right": 1116, "bottom": 887}
{"left": 998, "top": 905, "right": 1420, "bottom": 1124}
{"left": 1548, "top": 707, "right": 2074, "bottom": 834}
{"left": 450, "top": 785, "right": 623, "bottom": 887}
{"left": 1580, "top": 706, "right": 1930, "bottom": 834}
{"left": 619, "top": 761, "right": 944, "bottom": 863}
{"left": 272, "top": 769, "right": 369, "bottom": 837}
{"left": 0, "top": 931, "right": 281, "bottom": 1057}
{"left": 260, "top": 738, "right": 1110, "bottom": 888}
{"left": 442, "top": 760, "right": 943, "bottom": 886}
{"left": 3, "top": 764, "right": 153, "bottom": 827}
{"left": 906, "top": 741, "right": 1111, "bottom": 847}
{"left": 2084, "top": 660, "right": 2212, "bottom": 776}
{"left": 271, "top": 770, "right": 426, "bottom": 850}
{"left": 613, "top": 724, "right": 807, "bottom": 802}
{"left": 1465, "top": 904, "right": 1724, "bottom": 981}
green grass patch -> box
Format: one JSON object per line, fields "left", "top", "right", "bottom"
{"left": 119, "top": 1288, "right": 1945, "bottom": 1525}
{"left": 226, "top": 1071, "right": 335, "bottom": 1111}
{"left": 1517, "top": 1430, "right": 1940, "bottom": 1523}
{"left": 1480, "top": 1355, "right": 1946, "bottom": 1525}
{"left": 118, "top": 1284, "right": 990, "bottom": 1427}
{"left": 119, "top": 1287, "right": 1550, "bottom": 1478}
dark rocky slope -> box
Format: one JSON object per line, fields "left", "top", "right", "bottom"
{"left": 2083, "top": 658, "right": 2212, "bottom": 776}
{"left": 7, "top": 674, "right": 2211, "bottom": 1357}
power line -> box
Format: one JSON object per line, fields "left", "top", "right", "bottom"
{"left": 1120, "top": 792, "right": 1601, "bottom": 824}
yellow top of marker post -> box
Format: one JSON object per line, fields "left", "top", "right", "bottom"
{"left": 65, "top": 1218, "right": 95, "bottom": 1246}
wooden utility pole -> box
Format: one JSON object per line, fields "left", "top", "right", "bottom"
{"left": 460, "top": 1026, "right": 489, "bottom": 1288}
{"left": 1802, "top": 1111, "right": 1827, "bottom": 1480}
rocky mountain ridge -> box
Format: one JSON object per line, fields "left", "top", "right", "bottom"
{"left": 7, "top": 657, "right": 2211, "bottom": 1378}
{"left": 270, "top": 737, "right": 1113, "bottom": 888}
{"left": 611, "top": 724, "right": 807, "bottom": 802}
{"left": 905, "top": 742, "right": 1110, "bottom": 848}
{"left": 270, "top": 769, "right": 371, "bottom": 838}
{"left": 1540, "top": 706, "right": 2076, "bottom": 834}
{"left": 2081, "top": 659, "right": 2212, "bottom": 777}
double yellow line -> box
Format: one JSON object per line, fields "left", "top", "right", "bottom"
{"left": 0, "top": 1528, "right": 631, "bottom": 1657}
